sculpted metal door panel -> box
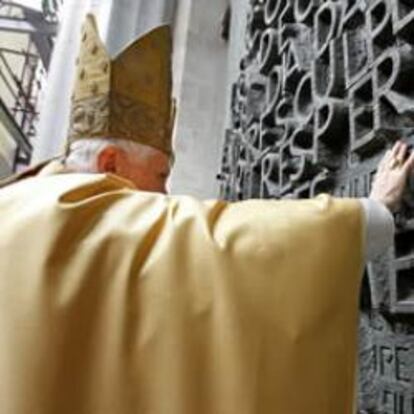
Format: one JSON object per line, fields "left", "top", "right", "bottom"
{"left": 220, "top": 1, "right": 414, "bottom": 412}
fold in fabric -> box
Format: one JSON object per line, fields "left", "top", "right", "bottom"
{"left": 0, "top": 172, "right": 364, "bottom": 414}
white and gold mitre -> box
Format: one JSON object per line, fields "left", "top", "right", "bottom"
{"left": 68, "top": 14, "right": 175, "bottom": 156}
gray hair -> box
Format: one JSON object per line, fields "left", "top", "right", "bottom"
{"left": 65, "top": 137, "right": 156, "bottom": 172}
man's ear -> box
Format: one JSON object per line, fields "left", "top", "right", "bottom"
{"left": 97, "top": 146, "right": 120, "bottom": 174}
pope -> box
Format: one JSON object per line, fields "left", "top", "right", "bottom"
{"left": 0, "top": 14, "right": 413, "bottom": 414}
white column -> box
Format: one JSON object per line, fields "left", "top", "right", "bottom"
{"left": 32, "top": 0, "right": 113, "bottom": 164}
{"left": 105, "top": 0, "right": 176, "bottom": 56}
{"left": 169, "top": 0, "right": 229, "bottom": 198}
{"left": 135, "top": 0, "right": 177, "bottom": 37}
{"left": 104, "top": 0, "right": 142, "bottom": 55}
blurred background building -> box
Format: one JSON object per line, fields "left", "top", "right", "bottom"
{"left": 0, "top": 0, "right": 62, "bottom": 177}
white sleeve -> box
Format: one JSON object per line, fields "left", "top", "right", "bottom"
{"left": 359, "top": 198, "right": 395, "bottom": 261}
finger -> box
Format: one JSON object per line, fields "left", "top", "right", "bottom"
{"left": 390, "top": 141, "right": 402, "bottom": 159}
{"left": 396, "top": 141, "right": 408, "bottom": 162}
{"left": 403, "top": 151, "right": 414, "bottom": 174}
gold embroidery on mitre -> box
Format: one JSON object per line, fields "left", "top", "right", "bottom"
{"left": 68, "top": 14, "right": 175, "bottom": 155}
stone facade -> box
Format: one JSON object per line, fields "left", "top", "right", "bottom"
{"left": 220, "top": 1, "right": 414, "bottom": 412}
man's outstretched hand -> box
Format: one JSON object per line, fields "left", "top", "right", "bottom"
{"left": 369, "top": 141, "right": 414, "bottom": 212}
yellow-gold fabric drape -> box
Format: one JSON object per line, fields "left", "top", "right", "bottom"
{"left": 0, "top": 172, "right": 364, "bottom": 414}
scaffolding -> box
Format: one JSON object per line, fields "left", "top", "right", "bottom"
{"left": 0, "top": 0, "right": 62, "bottom": 174}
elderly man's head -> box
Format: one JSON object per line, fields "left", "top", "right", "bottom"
{"left": 65, "top": 138, "right": 171, "bottom": 193}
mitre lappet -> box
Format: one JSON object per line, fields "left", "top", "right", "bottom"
{"left": 69, "top": 14, "right": 176, "bottom": 156}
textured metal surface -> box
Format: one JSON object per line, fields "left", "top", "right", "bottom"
{"left": 220, "top": 0, "right": 414, "bottom": 412}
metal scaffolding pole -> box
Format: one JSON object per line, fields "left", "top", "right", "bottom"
{"left": 0, "top": 15, "right": 56, "bottom": 35}
{"left": 0, "top": 1, "right": 61, "bottom": 172}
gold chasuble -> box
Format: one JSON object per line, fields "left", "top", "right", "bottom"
{"left": 0, "top": 171, "right": 364, "bottom": 414}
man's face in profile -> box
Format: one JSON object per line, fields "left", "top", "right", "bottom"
{"left": 97, "top": 144, "right": 171, "bottom": 194}
{"left": 125, "top": 149, "right": 171, "bottom": 194}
